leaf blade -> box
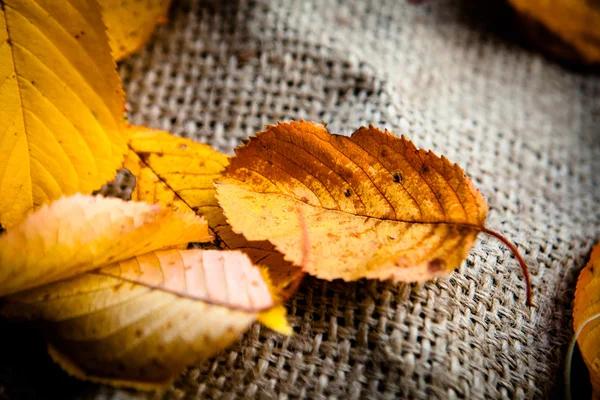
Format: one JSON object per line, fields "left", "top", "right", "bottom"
{"left": 0, "top": 194, "right": 210, "bottom": 295}
{"left": 215, "top": 121, "right": 489, "bottom": 282}
{"left": 99, "top": 0, "right": 172, "bottom": 61}
{"left": 127, "top": 126, "right": 303, "bottom": 291}
{"left": 0, "top": 0, "right": 126, "bottom": 228}
{"left": 573, "top": 243, "right": 600, "bottom": 397}
{"left": 2, "top": 249, "right": 274, "bottom": 389}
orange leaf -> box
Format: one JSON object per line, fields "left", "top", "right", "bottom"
{"left": 126, "top": 126, "right": 303, "bottom": 292}
{"left": 100, "top": 0, "right": 172, "bottom": 61}
{"left": 215, "top": 121, "right": 530, "bottom": 301}
{"left": 0, "top": 194, "right": 210, "bottom": 296}
{"left": 1, "top": 249, "right": 273, "bottom": 390}
{"left": 508, "top": 0, "right": 600, "bottom": 64}
{"left": 572, "top": 243, "right": 600, "bottom": 397}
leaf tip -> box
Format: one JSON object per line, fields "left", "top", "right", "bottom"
{"left": 258, "top": 305, "right": 293, "bottom": 336}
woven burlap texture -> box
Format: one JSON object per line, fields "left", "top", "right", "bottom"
{"left": 2, "top": 0, "right": 598, "bottom": 399}
{"left": 121, "top": 0, "right": 600, "bottom": 398}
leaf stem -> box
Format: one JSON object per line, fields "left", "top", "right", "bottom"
{"left": 280, "top": 271, "right": 306, "bottom": 301}
{"left": 481, "top": 227, "right": 533, "bottom": 307}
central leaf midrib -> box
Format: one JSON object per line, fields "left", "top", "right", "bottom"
{"left": 225, "top": 182, "right": 484, "bottom": 231}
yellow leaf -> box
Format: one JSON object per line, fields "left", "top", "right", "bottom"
{"left": 2, "top": 249, "right": 273, "bottom": 390}
{"left": 572, "top": 243, "right": 600, "bottom": 397}
{"left": 0, "top": 194, "right": 210, "bottom": 295}
{"left": 100, "top": 0, "right": 172, "bottom": 61}
{"left": 215, "top": 121, "right": 531, "bottom": 304}
{"left": 126, "top": 126, "right": 303, "bottom": 292}
{"left": 509, "top": 0, "right": 600, "bottom": 64}
{"left": 258, "top": 305, "right": 293, "bottom": 336}
{"left": 0, "top": 0, "right": 127, "bottom": 228}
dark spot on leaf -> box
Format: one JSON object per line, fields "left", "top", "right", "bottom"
{"left": 457, "top": 225, "right": 470, "bottom": 234}
{"left": 380, "top": 149, "right": 388, "bottom": 158}
{"left": 344, "top": 189, "right": 351, "bottom": 197}
{"left": 135, "top": 329, "right": 143, "bottom": 338}
{"left": 74, "top": 34, "right": 79, "bottom": 39}
{"left": 30, "top": 80, "right": 35, "bottom": 85}
{"left": 428, "top": 258, "right": 445, "bottom": 273}
{"left": 112, "top": 282, "right": 124, "bottom": 292}
{"left": 393, "top": 173, "right": 402, "bottom": 183}
{"left": 421, "top": 165, "right": 430, "bottom": 174}
{"left": 300, "top": 196, "right": 309, "bottom": 203}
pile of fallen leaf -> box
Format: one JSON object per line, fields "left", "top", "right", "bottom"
{"left": 0, "top": 0, "right": 595, "bottom": 394}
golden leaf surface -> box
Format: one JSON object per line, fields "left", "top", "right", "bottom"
{"left": 0, "top": 194, "right": 210, "bottom": 296}
{"left": 99, "top": 0, "right": 172, "bottom": 61}
{"left": 127, "top": 126, "right": 302, "bottom": 289}
{"left": 573, "top": 243, "right": 600, "bottom": 397}
{"left": 215, "top": 121, "right": 490, "bottom": 283}
{"left": 509, "top": 0, "right": 600, "bottom": 63}
{"left": 0, "top": 0, "right": 127, "bottom": 228}
{"left": 1, "top": 249, "right": 274, "bottom": 390}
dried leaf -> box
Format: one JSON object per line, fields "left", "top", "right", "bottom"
{"left": 0, "top": 194, "right": 210, "bottom": 296}
{"left": 509, "top": 0, "right": 600, "bottom": 64}
{"left": 100, "top": 0, "right": 172, "bottom": 61}
{"left": 0, "top": 0, "right": 126, "bottom": 228}
{"left": 215, "top": 121, "right": 495, "bottom": 284}
{"left": 127, "top": 126, "right": 303, "bottom": 291}
{"left": 572, "top": 243, "right": 600, "bottom": 397}
{"left": 1, "top": 249, "right": 273, "bottom": 390}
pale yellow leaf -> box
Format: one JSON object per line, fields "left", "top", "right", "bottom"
{"left": 0, "top": 194, "right": 210, "bottom": 295}
{"left": 2, "top": 249, "right": 274, "bottom": 389}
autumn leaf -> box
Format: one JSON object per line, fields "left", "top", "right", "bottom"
{"left": 0, "top": 0, "right": 127, "bottom": 228}
{"left": 0, "top": 194, "right": 210, "bottom": 296}
{"left": 215, "top": 121, "right": 532, "bottom": 304}
{"left": 99, "top": 0, "right": 172, "bottom": 61}
{"left": 126, "top": 126, "right": 303, "bottom": 292}
{"left": 568, "top": 243, "right": 600, "bottom": 398}
{"left": 509, "top": 0, "right": 600, "bottom": 64}
{"left": 1, "top": 249, "right": 277, "bottom": 390}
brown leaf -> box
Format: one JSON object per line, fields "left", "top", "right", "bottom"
{"left": 215, "top": 121, "right": 531, "bottom": 303}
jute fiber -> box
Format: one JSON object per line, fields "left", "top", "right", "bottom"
{"left": 0, "top": 0, "right": 598, "bottom": 399}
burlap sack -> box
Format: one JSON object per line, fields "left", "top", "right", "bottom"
{"left": 0, "top": 0, "right": 597, "bottom": 398}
